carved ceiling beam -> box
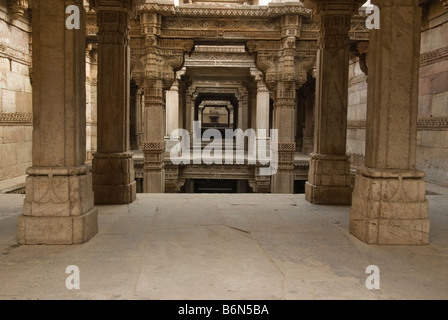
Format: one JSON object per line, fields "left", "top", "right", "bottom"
{"left": 89, "top": 0, "right": 146, "bottom": 13}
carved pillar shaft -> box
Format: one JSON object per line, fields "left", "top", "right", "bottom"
{"left": 305, "top": 3, "right": 355, "bottom": 204}
{"left": 256, "top": 80, "right": 270, "bottom": 135}
{"left": 92, "top": 2, "right": 136, "bottom": 204}
{"left": 271, "top": 80, "right": 296, "bottom": 194}
{"left": 350, "top": 0, "right": 429, "bottom": 245}
{"left": 143, "top": 78, "right": 165, "bottom": 193}
{"left": 165, "top": 80, "right": 179, "bottom": 137}
{"left": 18, "top": 0, "right": 98, "bottom": 244}
{"left": 302, "top": 83, "right": 315, "bottom": 154}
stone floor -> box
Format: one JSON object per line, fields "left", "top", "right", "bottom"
{"left": 0, "top": 183, "right": 447, "bottom": 300}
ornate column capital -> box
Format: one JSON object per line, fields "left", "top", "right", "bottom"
{"left": 8, "top": 0, "right": 28, "bottom": 20}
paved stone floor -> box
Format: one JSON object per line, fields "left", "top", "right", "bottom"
{"left": 0, "top": 183, "right": 447, "bottom": 300}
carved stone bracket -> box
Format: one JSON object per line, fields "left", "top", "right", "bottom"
{"left": 8, "top": 0, "right": 28, "bottom": 20}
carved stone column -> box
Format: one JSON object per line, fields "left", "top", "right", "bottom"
{"left": 250, "top": 69, "right": 270, "bottom": 139}
{"left": 271, "top": 15, "right": 301, "bottom": 194}
{"left": 165, "top": 80, "right": 179, "bottom": 137}
{"left": 143, "top": 78, "right": 166, "bottom": 193}
{"left": 302, "top": 81, "right": 315, "bottom": 155}
{"left": 18, "top": 0, "right": 97, "bottom": 244}
{"left": 305, "top": 1, "right": 358, "bottom": 204}
{"left": 350, "top": 0, "right": 430, "bottom": 245}
{"left": 272, "top": 79, "right": 296, "bottom": 194}
{"left": 91, "top": 0, "right": 140, "bottom": 204}
{"left": 257, "top": 82, "right": 270, "bottom": 133}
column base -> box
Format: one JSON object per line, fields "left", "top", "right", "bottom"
{"left": 305, "top": 182, "right": 352, "bottom": 205}
{"left": 305, "top": 153, "right": 352, "bottom": 205}
{"left": 144, "top": 171, "right": 165, "bottom": 193}
{"left": 18, "top": 207, "right": 98, "bottom": 245}
{"left": 93, "top": 182, "right": 136, "bottom": 205}
{"left": 271, "top": 170, "right": 293, "bottom": 193}
{"left": 349, "top": 168, "right": 430, "bottom": 245}
{"left": 92, "top": 152, "right": 137, "bottom": 204}
{"left": 19, "top": 165, "right": 98, "bottom": 244}
{"left": 142, "top": 141, "right": 166, "bottom": 193}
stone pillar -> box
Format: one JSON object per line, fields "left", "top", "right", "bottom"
{"left": 349, "top": 0, "right": 430, "bottom": 245}
{"left": 178, "top": 80, "right": 186, "bottom": 131}
{"left": 271, "top": 80, "right": 296, "bottom": 193}
{"left": 18, "top": 0, "right": 98, "bottom": 244}
{"left": 256, "top": 80, "right": 270, "bottom": 136}
{"left": 302, "top": 82, "right": 314, "bottom": 154}
{"left": 270, "top": 16, "right": 299, "bottom": 194}
{"left": 165, "top": 80, "right": 179, "bottom": 137}
{"left": 137, "top": 89, "right": 144, "bottom": 149}
{"left": 143, "top": 78, "right": 165, "bottom": 193}
{"left": 86, "top": 44, "right": 98, "bottom": 161}
{"left": 305, "top": 1, "right": 356, "bottom": 204}
{"left": 91, "top": 0, "right": 137, "bottom": 204}
{"left": 130, "top": 81, "right": 139, "bottom": 150}
{"left": 240, "top": 88, "right": 249, "bottom": 131}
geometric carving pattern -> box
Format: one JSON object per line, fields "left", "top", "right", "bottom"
{"left": 420, "top": 46, "right": 448, "bottom": 67}
{"left": 142, "top": 141, "right": 165, "bottom": 151}
{"left": 417, "top": 117, "right": 448, "bottom": 131}
{"left": 0, "top": 112, "right": 33, "bottom": 125}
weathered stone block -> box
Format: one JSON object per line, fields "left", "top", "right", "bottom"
{"left": 305, "top": 182, "right": 352, "bottom": 205}
{"left": 3, "top": 126, "right": 25, "bottom": 143}
{"left": 93, "top": 180, "right": 136, "bottom": 204}
{"left": 16, "top": 141, "right": 31, "bottom": 162}
{"left": 6, "top": 72, "right": 25, "bottom": 91}
{"left": 349, "top": 210, "right": 379, "bottom": 244}
{"left": 11, "top": 61, "right": 29, "bottom": 76}
{"left": 18, "top": 207, "right": 98, "bottom": 245}
{"left": 15, "top": 91, "right": 32, "bottom": 113}
{"left": 1, "top": 143, "right": 17, "bottom": 166}
{"left": 72, "top": 208, "right": 98, "bottom": 244}
{"left": 377, "top": 218, "right": 430, "bottom": 245}
{"left": 349, "top": 172, "right": 430, "bottom": 245}
{"left": 0, "top": 57, "right": 10, "bottom": 72}
{"left": 1, "top": 89, "right": 16, "bottom": 113}
{"left": 18, "top": 215, "right": 73, "bottom": 244}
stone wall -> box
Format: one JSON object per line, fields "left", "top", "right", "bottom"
{"left": 0, "top": 0, "right": 32, "bottom": 183}
{"left": 417, "top": 2, "right": 448, "bottom": 186}
{"left": 346, "top": 57, "right": 367, "bottom": 172}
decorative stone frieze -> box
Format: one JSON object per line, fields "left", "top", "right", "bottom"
{"left": 0, "top": 112, "right": 33, "bottom": 126}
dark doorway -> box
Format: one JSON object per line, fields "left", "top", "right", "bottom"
{"left": 194, "top": 179, "right": 238, "bottom": 193}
